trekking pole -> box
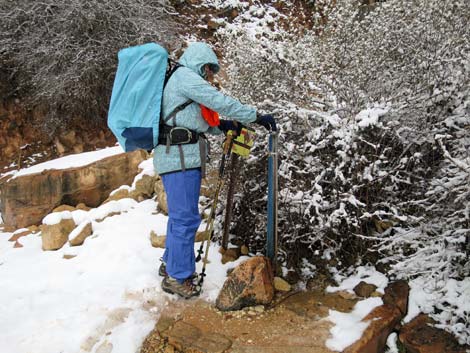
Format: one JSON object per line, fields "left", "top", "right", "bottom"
{"left": 221, "top": 153, "right": 240, "bottom": 250}
{"left": 266, "top": 131, "right": 279, "bottom": 269}
{"left": 196, "top": 132, "right": 234, "bottom": 286}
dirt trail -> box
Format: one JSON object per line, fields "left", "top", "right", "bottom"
{"left": 141, "top": 290, "right": 357, "bottom": 353}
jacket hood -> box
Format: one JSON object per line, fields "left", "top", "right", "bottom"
{"left": 178, "top": 42, "right": 220, "bottom": 77}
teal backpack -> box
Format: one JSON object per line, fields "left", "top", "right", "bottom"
{"left": 107, "top": 43, "right": 169, "bottom": 152}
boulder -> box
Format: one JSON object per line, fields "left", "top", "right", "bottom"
{"left": 354, "top": 281, "right": 378, "bottom": 298}
{"left": 0, "top": 149, "right": 146, "bottom": 229}
{"left": 382, "top": 280, "right": 409, "bottom": 316}
{"left": 69, "top": 222, "right": 93, "bottom": 246}
{"left": 343, "top": 304, "right": 402, "bottom": 353}
{"left": 154, "top": 177, "right": 168, "bottom": 214}
{"left": 216, "top": 256, "right": 274, "bottom": 311}
{"left": 399, "top": 314, "right": 469, "bottom": 353}
{"left": 41, "top": 218, "right": 76, "bottom": 251}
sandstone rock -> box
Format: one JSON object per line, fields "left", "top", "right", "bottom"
{"left": 354, "top": 281, "right": 378, "bottom": 298}
{"left": 343, "top": 304, "right": 402, "bottom": 353}
{"left": 53, "top": 204, "right": 76, "bottom": 213}
{"left": 399, "top": 314, "right": 469, "bottom": 353}
{"left": 76, "top": 203, "right": 91, "bottom": 211}
{"left": 130, "top": 174, "right": 156, "bottom": 199}
{"left": 59, "top": 130, "right": 77, "bottom": 148}
{"left": 55, "top": 138, "right": 66, "bottom": 155}
{"left": 63, "top": 254, "right": 77, "bottom": 260}
{"left": 382, "top": 280, "right": 409, "bottom": 316}
{"left": 28, "top": 225, "right": 40, "bottom": 233}
{"left": 14, "top": 240, "right": 23, "bottom": 248}
{"left": 150, "top": 231, "right": 166, "bottom": 248}
{"left": 154, "top": 177, "right": 168, "bottom": 214}
{"left": 0, "top": 149, "right": 146, "bottom": 229}
{"left": 195, "top": 230, "right": 209, "bottom": 243}
{"left": 69, "top": 222, "right": 93, "bottom": 246}
{"left": 216, "top": 256, "right": 274, "bottom": 311}
{"left": 274, "top": 277, "right": 292, "bottom": 292}
{"left": 240, "top": 245, "right": 249, "bottom": 255}
{"left": 8, "top": 229, "right": 31, "bottom": 242}
{"left": 221, "top": 247, "right": 240, "bottom": 264}
{"left": 73, "top": 144, "right": 84, "bottom": 154}
{"left": 104, "top": 188, "right": 130, "bottom": 203}
{"left": 42, "top": 218, "right": 76, "bottom": 251}
{"left": 164, "top": 321, "right": 232, "bottom": 353}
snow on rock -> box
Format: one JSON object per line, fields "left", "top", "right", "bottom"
{"left": 327, "top": 265, "right": 389, "bottom": 294}
{"left": 11, "top": 146, "right": 124, "bottom": 179}
{"left": 326, "top": 297, "right": 384, "bottom": 351}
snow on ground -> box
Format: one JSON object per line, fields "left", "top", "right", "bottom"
{"left": 0, "top": 196, "right": 247, "bottom": 353}
{"left": 4, "top": 146, "right": 124, "bottom": 179}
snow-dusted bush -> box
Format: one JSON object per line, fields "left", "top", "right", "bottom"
{"left": 0, "top": 0, "right": 180, "bottom": 131}
{"left": 216, "top": 0, "right": 469, "bottom": 343}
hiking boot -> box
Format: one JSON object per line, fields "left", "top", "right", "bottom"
{"left": 158, "top": 261, "right": 198, "bottom": 280}
{"left": 158, "top": 262, "right": 167, "bottom": 277}
{"left": 161, "top": 276, "right": 201, "bottom": 299}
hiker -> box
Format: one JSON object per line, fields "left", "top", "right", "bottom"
{"left": 155, "top": 42, "right": 276, "bottom": 299}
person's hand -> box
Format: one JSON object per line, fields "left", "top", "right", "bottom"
{"left": 218, "top": 120, "right": 241, "bottom": 135}
{"left": 256, "top": 114, "right": 277, "bottom": 132}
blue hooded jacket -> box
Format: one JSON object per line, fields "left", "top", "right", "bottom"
{"left": 153, "top": 42, "right": 257, "bottom": 175}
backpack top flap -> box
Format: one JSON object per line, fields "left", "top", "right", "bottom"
{"left": 108, "top": 43, "right": 168, "bottom": 152}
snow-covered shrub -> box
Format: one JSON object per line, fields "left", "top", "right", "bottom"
{"left": 0, "top": 0, "right": 180, "bottom": 131}
{"left": 216, "top": 0, "right": 469, "bottom": 343}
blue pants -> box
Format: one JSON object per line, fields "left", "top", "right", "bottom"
{"left": 161, "top": 169, "right": 202, "bottom": 282}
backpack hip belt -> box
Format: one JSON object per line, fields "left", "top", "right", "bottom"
{"left": 158, "top": 125, "right": 200, "bottom": 145}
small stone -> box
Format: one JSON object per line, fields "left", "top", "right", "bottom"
{"left": 150, "top": 231, "right": 166, "bottom": 248}
{"left": 274, "top": 277, "right": 292, "bottom": 292}
{"left": 76, "top": 203, "right": 91, "bottom": 211}
{"left": 240, "top": 245, "right": 249, "bottom": 255}
{"left": 63, "top": 254, "right": 77, "bottom": 260}
{"left": 353, "top": 281, "right": 377, "bottom": 298}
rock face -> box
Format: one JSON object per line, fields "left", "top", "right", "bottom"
{"left": 343, "top": 304, "right": 402, "bottom": 353}
{"left": 41, "top": 218, "right": 76, "bottom": 251}
{"left": 399, "top": 314, "right": 469, "bottom": 353}
{"left": 216, "top": 256, "right": 274, "bottom": 311}
{"left": 0, "top": 149, "right": 146, "bottom": 229}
